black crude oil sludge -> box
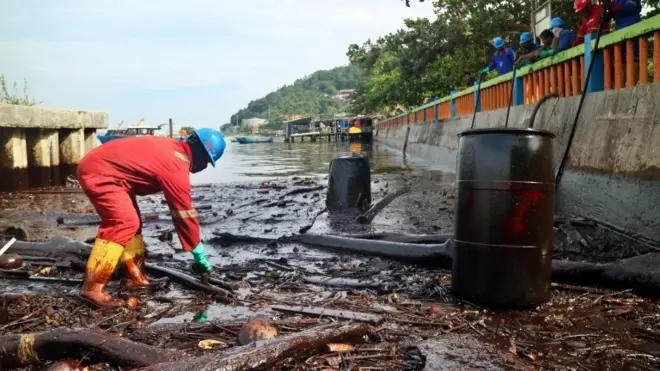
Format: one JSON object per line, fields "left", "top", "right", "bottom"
{"left": 452, "top": 128, "right": 556, "bottom": 308}
{"left": 326, "top": 153, "right": 371, "bottom": 213}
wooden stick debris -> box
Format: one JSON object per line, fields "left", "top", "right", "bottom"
{"left": 0, "top": 327, "right": 177, "bottom": 369}
{"left": 0, "top": 238, "right": 17, "bottom": 257}
{"left": 356, "top": 186, "right": 410, "bottom": 224}
{"left": 144, "top": 263, "right": 234, "bottom": 300}
{"left": 271, "top": 305, "right": 384, "bottom": 325}
{"left": 0, "top": 271, "right": 83, "bottom": 285}
{"left": 281, "top": 185, "right": 326, "bottom": 198}
{"left": 140, "top": 323, "right": 372, "bottom": 371}
{"left": 302, "top": 275, "right": 387, "bottom": 291}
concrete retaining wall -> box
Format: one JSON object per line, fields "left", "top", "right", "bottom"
{"left": 0, "top": 104, "right": 108, "bottom": 191}
{"left": 375, "top": 83, "right": 660, "bottom": 243}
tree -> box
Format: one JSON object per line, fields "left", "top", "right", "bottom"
{"left": 350, "top": 0, "right": 658, "bottom": 114}
{"left": 0, "top": 74, "right": 41, "bottom": 106}
{"left": 403, "top": 0, "right": 425, "bottom": 6}
{"left": 229, "top": 65, "right": 363, "bottom": 130}
{"left": 347, "top": 16, "right": 481, "bottom": 113}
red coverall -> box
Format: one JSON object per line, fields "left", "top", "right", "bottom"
{"left": 77, "top": 136, "right": 200, "bottom": 252}
{"left": 573, "top": 4, "right": 611, "bottom": 46}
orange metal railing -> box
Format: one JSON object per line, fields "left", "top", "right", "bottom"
{"left": 522, "top": 55, "right": 585, "bottom": 105}
{"left": 456, "top": 94, "right": 475, "bottom": 116}
{"left": 603, "top": 31, "right": 659, "bottom": 90}
{"left": 437, "top": 101, "right": 451, "bottom": 120}
{"left": 481, "top": 81, "right": 514, "bottom": 111}
{"left": 425, "top": 106, "right": 434, "bottom": 122}
{"left": 376, "top": 20, "right": 659, "bottom": 130}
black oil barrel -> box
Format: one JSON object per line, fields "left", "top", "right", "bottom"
{"left": 452, "top": 128, "right": 555, "bottom": 309}
{"left": 326, "top": 153, "right": 371, "bottom": 213}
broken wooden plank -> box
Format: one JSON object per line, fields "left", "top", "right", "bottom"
{"left": 140, "top": 323, "right": 371, "bottom": 371}
{"left": 270, "top": 305, "right": 384, "bottom": 325}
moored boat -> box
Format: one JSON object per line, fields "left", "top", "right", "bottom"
{"left": 235, "top": 136, "right": 274, "bottom": 144}
{"left": 97, "top": 125, "right": 171, "bottom": 144}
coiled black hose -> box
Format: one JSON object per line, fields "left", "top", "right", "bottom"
{"left": 528, "top": 92, "right": 559, "bottom": 129}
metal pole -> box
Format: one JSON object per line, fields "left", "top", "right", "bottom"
{"left": 169, "top": 118, "right": 173, "bottom": 138}
{"left": 531, "top": 0, "right": 536, "bottom": 37}
{"left": 470, "top": 74, "right": 484, "bottom": 129}
{"left": 504, "top": 66, "right": 518, "bottom": 128}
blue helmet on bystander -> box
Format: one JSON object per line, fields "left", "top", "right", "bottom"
{"left": 519, "top": 32, "right": 534, "bottom": 44}
{"left": 492, "top": 37, "right": 505, "bottom": 48}
{"left": 550, "top": 17, "right": 565, "bottom": 28}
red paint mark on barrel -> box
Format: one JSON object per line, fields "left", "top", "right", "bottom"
{"left": 505, "top": 190, "right": 544, "bottom": 235}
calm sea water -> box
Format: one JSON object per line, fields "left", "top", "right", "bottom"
{"left": 190, "top": 139, "right": 451, "bottom": 184}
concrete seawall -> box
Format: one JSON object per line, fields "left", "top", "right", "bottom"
{"left": 375, "top": 83, "right": 660, "bottom": 243}
{"left": 0, "top": 104, "right": 108, "bottom": 191}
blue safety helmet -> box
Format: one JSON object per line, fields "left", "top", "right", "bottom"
{"left": 492, "top": 37, "right": 504, "bottom": 48}
{"left": 519, "top": 32, "right": 534, "bottom": 44}
{"left": 193, "top": 128, "right": 226, "bottom": 167}
{"left": 550, "top": 17, "right": 565, "bottom": 28}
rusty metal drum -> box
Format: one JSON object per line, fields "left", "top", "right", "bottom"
{"left": 452, "top": 128, "right": 556, "bottom": 308}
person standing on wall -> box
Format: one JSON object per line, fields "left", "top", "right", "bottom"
{"left": 516, "top": 18, "right": 577, "bottom": 66}
{"left": 516, "top": 32, "right": 542, "bottom": 67}
{"left": 604, "top": 0, "right": 642, "bottom": 30}
{"left": 480, "top": 37, "right": 516, "bottom": 76}
{"left": 464, "top": 70, "right": 477, "bottom": 88}
{"left": 550, "top": 17, "right": 578, "bottom": 53}
{"left": 573, "top": 0, "right": 611, "bottom": 47}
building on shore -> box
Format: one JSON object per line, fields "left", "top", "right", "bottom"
{"left": 241, "top": 118, "right": 268, "bottom": 133}
{"left": 333, "top": 89, "right": 356, "bottom": 102}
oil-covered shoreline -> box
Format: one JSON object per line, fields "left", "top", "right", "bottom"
{"left": 1, "top": 139, "right": 659, "bottom": 370}
{"left": 0, "top": 169, "right": 658, "bottom": 370}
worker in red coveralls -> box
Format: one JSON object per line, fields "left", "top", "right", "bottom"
{"left": 77, "top": 128, "right": 226, "bottom": 308}
{"left": 573, "top": 0, "right": 611, "bottom": 47}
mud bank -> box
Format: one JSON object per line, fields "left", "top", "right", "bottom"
{"left": 1, "top": 173, "right": 660, "bottom": 370}
{"left": 375, "top": 84, "right": 660, "bottom": 249}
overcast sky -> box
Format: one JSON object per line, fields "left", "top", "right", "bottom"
{"left": 1, "top": 1, "right": 435, "bottom": 129}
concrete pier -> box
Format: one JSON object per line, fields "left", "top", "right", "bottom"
{"left": 0, "top": 104, "right": 108, "bottom": 191}
{"left": 26, "top": 129, "right": 60, "bottom": 187}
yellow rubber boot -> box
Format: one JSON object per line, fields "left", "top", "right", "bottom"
{"left": 121, "top": 235, "right": 167, "bottom": 290}
{"left": 80, "top": 239, "right": 125, "bottom": 308}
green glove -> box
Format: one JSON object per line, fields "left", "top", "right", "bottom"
{"left": 480, "top": 67, "right": 490, "bottom": 75}
{"left": 191, "top": 243, "right": 212, "bottom": 275}
{"left": 194, "top": 309, "right": 209, "bottom": 323}
{"left": 538, "top": 49, "right": 554, "bottom": 59}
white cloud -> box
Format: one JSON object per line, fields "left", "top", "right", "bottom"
{"left": 0, "top": 0, "right": 435, "bottom": 126}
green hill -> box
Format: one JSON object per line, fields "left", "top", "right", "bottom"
{"left": 226, "top": 65, "right": 361, "bottom": 131}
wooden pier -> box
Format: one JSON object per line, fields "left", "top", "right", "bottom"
{"left": 283, "top": 116, "right": 375, "bottom": 143}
